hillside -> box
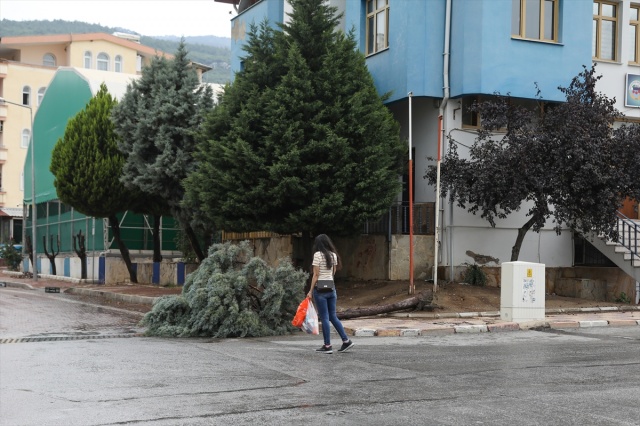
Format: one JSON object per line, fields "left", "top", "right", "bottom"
{"left": 0, "top": 19, "right": 232, "bottom": 84}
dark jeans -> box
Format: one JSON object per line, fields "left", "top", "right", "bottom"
{"left": 313, "top": 288, "right": 349, "bottom": 346}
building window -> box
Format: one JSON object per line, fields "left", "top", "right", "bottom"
{"left": 84, "top": 51, "right": 92, "bottom": 69}
{"left": 22, "top": 86, "right": 31, "bottom": 106}
{"left": 115, "top": 55, "right": 122, "bottom": 72}
{"left": 37, "top": 87, "right": 46, "bottom": 106}
{"left": 593, "top": 1, "right": 618, "bottom": 61}
{"left": 512, "top": 0, "right": 559, "bottom": 42}
{"left": 21, "top": 129, "right": 30, "bottom": 148}
{"left": 43, "top": 53, "right": 56, "bottom": 67}
{"left": 366, "top": 0, "right": 389, "bottom": 55}
{"left": 630, "top": 4, "right": 640, "bottom": 64}
{"left": 97, "top": 53, "right": 109, "bottom": 71}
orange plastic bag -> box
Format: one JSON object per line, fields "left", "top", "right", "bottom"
{"left": 292, "top": 297, "right": 310, "bottom": 328}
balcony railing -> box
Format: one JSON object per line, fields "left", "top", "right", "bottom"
{"left": 363, "top": 202, "right": 435, "bottom": 236}
{"left": 616, "top": 211, "right": 639, "bottom": 265}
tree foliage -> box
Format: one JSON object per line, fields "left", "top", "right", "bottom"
{"left": 185, "top": 0, "right": 404, "bottom": 237}
{"left": 426, "top": 65, "right": 640, "bottom": 261}
{"left": 50, "top": 83, "right": 138, "bottom": 282}
{"left": 141, "top": 241, "right": 307, "bottom": 337}
{"left": 113, "top": 41, "right": 215, "bottom": 261}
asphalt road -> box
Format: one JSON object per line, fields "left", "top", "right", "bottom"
{"left": 1, "top": 287, "right": 639, "bottom": 426}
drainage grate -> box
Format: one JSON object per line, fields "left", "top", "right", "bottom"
{"left": 0, "top": 333, "right": 144, "bottom": 344}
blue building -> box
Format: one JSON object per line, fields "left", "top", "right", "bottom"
{"left": 218, "top": 0, "right": 640, "bottom": 299}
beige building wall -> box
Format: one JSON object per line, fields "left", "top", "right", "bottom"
{"left": 16, "top": 44, "right": 69, "bottom": 67}
{"left": 0, "top": 62, "right": 54, "bottom": 210}
{"left": 68, "top": 40, "right": 142, "bottom": 74}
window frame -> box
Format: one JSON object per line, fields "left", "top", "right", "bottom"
{"left": 84, "top": 51, "right": 92, "bottom": 69}
{"left": 512, "top": 0, "right": 560, "bottom": 43}
{"left": 97, "top": 52, "right": 110, "bottom": 71}
{"left": 115, "top": 55, "right": 123, "bottom": 73}
{"left": 22, "top": 86, "right": 31, "bottom": 106}
{"left": 593, "top": 0, "right": 618, "bottom": 61}
{"left": 365, "top": 0, "right": 389, "bottom": 56}
{"left": 43, "top": 53, "right": 56, "bottom": 67}
{"left": 21, "top": 129, "right": 31, "bottom": 149}
{"left": 37, "top": 87, "right": 46, "bottom": 107}
{"left": 630, "top": 3, "right": 640, "bottom": 65}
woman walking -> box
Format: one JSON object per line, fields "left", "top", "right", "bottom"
{"left": 307, "top": 234, "right": 354, "bottom": 354}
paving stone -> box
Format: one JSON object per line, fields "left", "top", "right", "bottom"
{"left": 454, "top": 325, "right": 488, "bottom": 333}
{"left": 487, "top": 322, "right": 520, "bottom": 332}
{"left": 549, "top": 321, "right": 579, "bottom": 329}
{"left": 579, "top": 320, "right": 608, "bottom": 327}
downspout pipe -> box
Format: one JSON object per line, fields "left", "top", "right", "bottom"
{"left": 434, "top": 0, "right": 451, "bottom": 291}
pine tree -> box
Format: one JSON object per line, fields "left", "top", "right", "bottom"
{"left": 140, "top": 241, "right": 307, "bottom": 337}
{"left": 113, "top": 40, "right": 215, "bottom": 262}
{"left": 50, "top": 84, "right": 138, "bottom": 282}
{"left": 185, "top": 0, "right": 404, "bottom": 238}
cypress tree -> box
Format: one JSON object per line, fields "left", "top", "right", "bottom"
{"left": 50, "top": 84, "right": 138, "bottom": 283}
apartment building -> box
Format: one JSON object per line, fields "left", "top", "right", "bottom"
{"left": 219, "top": 0, "right": 640, "bottom": 296}
{"left": 0, "top": 32, "right": 183, "bottom": 245}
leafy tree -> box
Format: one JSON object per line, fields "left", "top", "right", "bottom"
{"left": 426, "top": 65, "right": 640, "bottom": 261}
{"left": 113, "top": 40, "right": 215, "bottom": 262}
{"left": 50, "top": 84, "right": 139, "bottom": 283}
{"left": 0, "top": 239, "right": 22, "bottom": 271}
{"left": 140, "top": 241, "right": 307, "bottom": 337}
{"left": 185, "top": 0, "right": 404, "bottom": 241}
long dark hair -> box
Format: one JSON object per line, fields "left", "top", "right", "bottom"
{"left": 312, "top": 234, "right": 341, "bottom": 270}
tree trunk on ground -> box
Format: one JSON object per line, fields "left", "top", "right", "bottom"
{"left": 510, "top": 214, "right": 539, "bottom": 261}
{"left": 337, "top": 292, "right": 432, "bottom": 319}
{"left": 184, "top": 224, "right": 205, "bottom": 262}
{"left": 152, "top": 215, "right": 162, "bottom": 263}
{"left": 109, "top": 215, "right": 137, "bottom": 283}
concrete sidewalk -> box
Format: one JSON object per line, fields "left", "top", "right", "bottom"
{"left": 3, "top": 272, "right": 640, "bottom": 336}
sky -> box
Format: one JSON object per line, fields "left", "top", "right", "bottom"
{"left": 0, "top": 0, "right": 237, "bottom": 38}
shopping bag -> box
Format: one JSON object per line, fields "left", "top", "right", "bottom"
{"left": 292, "top": 297, "right": 310, "bottom": 328}
{"left": 302, "top": 302, "right": 319, "bottom": 335}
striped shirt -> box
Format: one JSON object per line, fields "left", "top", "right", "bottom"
{"left": 312, "top": 251, "right": 337, "bottom": 281}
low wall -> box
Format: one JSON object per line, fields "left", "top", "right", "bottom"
{"left": 334, "top": 235, "right": 388, "bottom": 281}
{"left": 449, "top": 265, "right": 637, "bottom": 303}
{"left": 22, "top": 253, "right": 196, "bottom": 286}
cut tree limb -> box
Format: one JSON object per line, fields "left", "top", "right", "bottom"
{"left": 337, "top": 292, "right": 433, "bottom": 319}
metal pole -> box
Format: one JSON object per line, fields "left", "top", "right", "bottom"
{"left": 29, "top": 106, "right": 36, "bottom": 280}
{"left": 408, "top": 92, "right": 414, "bottom": 295}
{"left": 1, "top": 98, "right": 36, "bottom": 280}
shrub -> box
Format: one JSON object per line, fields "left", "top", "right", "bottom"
{"left": 141, "top": 240, "right": 307, "bottom": 338}
{"left": 615, "top": 292, "right": 632, "bottom": 304}
{"left": 0, "top": 240, "right": 22, "bottom": 271}
{"left": 463, "top": 263, "right": 487, "bottom": 287}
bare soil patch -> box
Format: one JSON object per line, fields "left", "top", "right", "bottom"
{"left": 334, "top": 280, "right": 635, "bottom": 313}
{"left": 63, "top": 280, "right": 636, "bottom": 315}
